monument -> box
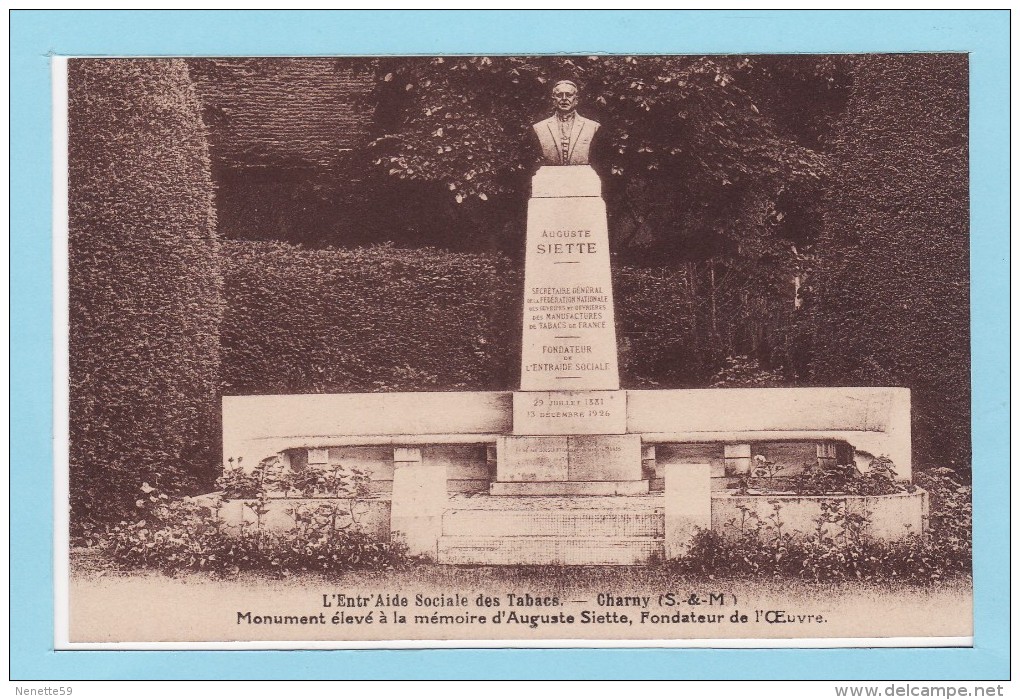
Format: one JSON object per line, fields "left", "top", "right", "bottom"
{"left": 492, "top": 80, "right": 642, "bottom": 497}
{"left": 221, "top": 80, "right": 922, "bottom": 566}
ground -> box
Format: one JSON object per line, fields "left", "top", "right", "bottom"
{"left": 68, "top": 551, "right": 972, "bottom": 645}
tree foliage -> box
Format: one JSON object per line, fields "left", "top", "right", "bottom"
{"left": 365, "top": 55, "right": 844, "bottom": 263}
{"left": 359, "top": 56, "right": 848, "bottom": 376}
{"left": 68, "top": 59, "right": 224, "bottom": 532}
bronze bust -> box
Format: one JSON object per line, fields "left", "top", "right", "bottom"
{"left": 532, "top": 80, "right": 601, "bottom": 166}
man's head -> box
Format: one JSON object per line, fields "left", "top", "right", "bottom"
{"left": 551, "top": 80, "right": 579, "bottom": 116}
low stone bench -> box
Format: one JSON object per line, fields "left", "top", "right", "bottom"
{"left": 221, "top": 386, "right": 913, "bottom": 563}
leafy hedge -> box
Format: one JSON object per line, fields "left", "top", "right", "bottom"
{"left": 222, "top": 242, "right": 519, "bottom": 393}
{"left": 804, "top": 54, "right": 970, "bottom": 473}
{"left": 221, "top": 242, "right": 785, "bottom": 395}
{"left": 69, "top": 59, "right": 223, "bottom": 532}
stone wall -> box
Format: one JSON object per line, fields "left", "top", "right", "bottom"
{"left": 286, "top": 444, "right": 490, "bottom": 495}
{"left": 217, "top": 497, "right": 392, "bottom": 541}
{"left": 219, "top": 386, "right": 918, "bottom": 562}
{"left": 212, "top": 488, "right": 930, "bottom": 559}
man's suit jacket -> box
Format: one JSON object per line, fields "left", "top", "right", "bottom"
{"left": 532, "top": 113, "right": 601, "bottom": 166}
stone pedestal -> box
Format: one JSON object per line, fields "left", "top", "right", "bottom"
{"left": 489, "top": 480, "right": 648, "bottom": 496}
{"left": 724, "top": 443, "right": 751, "bottom": 476}
{"left": 501, "top": 166, "right": 641, "bottom": 496}
{"left": 519, "top": 166, "right": 619, "bottom": 392}
{"left": 495, "top": 434, "right": 641, "bottom": 481}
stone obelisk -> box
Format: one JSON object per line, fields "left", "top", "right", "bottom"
{"left": 492, "top": 165, "right": 643, "bottom": 494}
{"left": 519, "top": 166, "right": 619, "bottom": 394}
{"left": 490, "top": 80, "right": 645, "bottom": 496}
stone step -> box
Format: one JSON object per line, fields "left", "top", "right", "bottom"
{"left": 438, "top": 536, "right": 663, "bottom": 566}
{"left": 489, "top": 480, "right": 649, "bottom": 496}
{"left": 443, "top": 509, "right": 663, "bottom": 538}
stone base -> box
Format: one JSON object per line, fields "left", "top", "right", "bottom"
{"left": 439, "top": 536, "right": 661, "bottom": 566}
{"left": 224, "top": 387, "right": 912, "bottom": 482}
{"left": 443, "top": 507, "right": 662, "bottom": 538}
{"left": 490, "top": 480, "right": 649, "bottom": 496}
{"left": 495, "top": 434, "right": 641, "bottom": 482}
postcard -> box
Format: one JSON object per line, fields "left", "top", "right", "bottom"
{"left": 55, "top": 51, "right": 976, "bottom": 649}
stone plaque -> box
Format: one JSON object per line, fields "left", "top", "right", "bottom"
{"left": 512, "top": 390, "right": 626, "bottom": 435}
{"left": 495, "top": 435, "right": 569, "bottom": 482}
{"left": 566, "top": 434, "right": 641, "bottom": 481}
{"left": 519, "top": 166, "right": 620, "bottom": 391}
{"left": 495, "top": 434, "right": 641, "bottom": 483}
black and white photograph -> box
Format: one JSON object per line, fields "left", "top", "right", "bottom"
{"left": 61, "top": 53, "right": 972, "bottom": 646}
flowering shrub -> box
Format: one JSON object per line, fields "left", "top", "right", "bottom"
{"left": 102, "top": 460, "right": 409, "bottom": 575}
{"left": 735, "top": 455, "right": 907, "bottom": 497}
{"left": 215, "top": 458, "right": 266, "bottom": 499}
{"left": 276, "top": 459, "right": 373, "bottom": 537}
{"left": 670, "top": 465, "right": 970, "bottom": 584}
{"left": 103, "top": 483, "right": 229, "bottom": 573}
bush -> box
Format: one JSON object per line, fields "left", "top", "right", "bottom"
{"left": 68, "top": 59, "right": 224, "bottom": 533}
{"left": 103, "top": 484, "right": 229, "bottom": 573}
{"left": 710, "top": 355, "right": 785, "bottom": 388}
{"left": 102, "top": 472, "right": 409, "bottom": 575}
{"left": 221, "top": 243, "right": 799, "bottom": 396}
{"left": 670, "top": 465, "right": 970, "bottom": 584}
{"left": 913, "top": 465, "right": 972, "bottom": 577}
{"left": 736, "top": 455, "right": 907, "bottom": 497}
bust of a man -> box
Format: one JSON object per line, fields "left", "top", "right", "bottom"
{"left": 532, "top": 80, "right": 601, "bottom": 166}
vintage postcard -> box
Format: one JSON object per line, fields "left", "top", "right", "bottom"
{"left": 56, "top": 50, "right": 974, "bottom": 650}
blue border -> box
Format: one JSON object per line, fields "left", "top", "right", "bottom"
{"left": 11, "top": 10, "right": 1008, "bottom": 680}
